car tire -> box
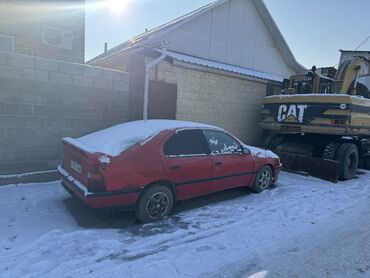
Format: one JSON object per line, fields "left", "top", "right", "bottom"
{"left": 135, "top": 184, "right": 174, "bottom": 223}
{"left": 322, "top": 142, "right": 340, "bottom": 160}
{"left": 335, "top": 143, "right": 358, "bottom": 180}
{"left": 250, "top": 166, "right": 273, "bottom": 193}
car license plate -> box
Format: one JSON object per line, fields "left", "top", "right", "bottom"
{"left": 70, "top": 160, "right": 82, "bottom": 174}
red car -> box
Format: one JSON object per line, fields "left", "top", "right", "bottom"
{"left": 58, "top": 120, "right": 281, "bottom": 222}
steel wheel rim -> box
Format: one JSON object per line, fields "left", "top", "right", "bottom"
{"left": 145, "top": 192, "right": 170, "bottom": 220}
{"left": 258, "top": 169, "right": 271, "bottom": 189}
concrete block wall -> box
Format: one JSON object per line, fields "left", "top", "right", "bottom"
{"left": 0, "top": 52, "right": 130, "bottom": 175}
{"left": 148, "top": 60, "right": 178, "bottom": 85}
{"left": 176, "top": 65, "right": 267, "bottom": 144}
{"left": 150, "top": 60, "right": 268, "bottom": 145}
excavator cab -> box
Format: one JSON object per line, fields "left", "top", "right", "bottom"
{"left": 282, "top": 66, "right": 336, "bottom": 95}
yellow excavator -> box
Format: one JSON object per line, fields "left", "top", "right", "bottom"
{"left": 260, "top": 56, "right": 370, "bottom": 182}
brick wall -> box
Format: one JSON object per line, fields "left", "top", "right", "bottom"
{"left": 0, "top": 52, "right": 129, "bottom": 175}
{"left": 149, "top": 60, "right": 268, "bottom": 145}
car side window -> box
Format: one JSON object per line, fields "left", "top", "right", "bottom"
{"left": 203, "top": 130, "right": 241, "bottom": 155}
{"left": 164, "top": 130, "right": 208, "bottom": 156}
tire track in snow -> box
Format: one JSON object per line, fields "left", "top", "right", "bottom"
{"left": 2, "top": 172, "right": 370, "bottom": 277}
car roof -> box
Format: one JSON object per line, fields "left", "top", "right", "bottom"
{"left": 63, "top": 120, "right": 224, "bottom": 157}
{"left": 125, "top": 120, "right": 221, "bottom": 131}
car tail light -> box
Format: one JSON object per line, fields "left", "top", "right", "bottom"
{"left": 87, "top": 164, "right": 105, "bottom": 192}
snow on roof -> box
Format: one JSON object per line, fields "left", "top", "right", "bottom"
{"left": 63, "top": 120, "right": 220, "bottom": 157}
{"left": 265, "top": 93, "right": 365, "bottom": 100}
{"left": 162, "top": 49, "right": 284, "bottom": 82}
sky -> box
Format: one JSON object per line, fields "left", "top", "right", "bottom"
{"left": 85, "top": 0, "right": 370, "bottom": 68}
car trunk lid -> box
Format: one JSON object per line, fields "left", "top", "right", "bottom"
{"left": 62, "top": 140, "right": 106, "bottom": 192}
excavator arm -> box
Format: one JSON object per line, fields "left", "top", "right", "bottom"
{"left": 334, "top": 56, "right": 370, "bottom": 96}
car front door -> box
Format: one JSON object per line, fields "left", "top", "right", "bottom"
{"left": 203, "top": 129, "right": 255, "bottom": 192}
{"left": 161, "top": 129, "right": 213, "bottom": 200}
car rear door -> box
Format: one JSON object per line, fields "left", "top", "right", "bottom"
{"left": 161, "top": 129, "right": 213, "bottom": 200}
{"left": 202, "top": 129, "right": 255, "bottom": 191}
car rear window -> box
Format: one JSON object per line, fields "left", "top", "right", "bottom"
{"left": 164, "top": 130, "right": 207, "bottom": 156}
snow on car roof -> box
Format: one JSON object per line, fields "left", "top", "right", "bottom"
{"left": 62, "top": 120, "right": 221, "bottom": 157}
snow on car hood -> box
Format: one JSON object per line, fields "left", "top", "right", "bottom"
{"left": 246, "top": 145, "right": 279, "bottom": 159}
{"left": 63, "top": 120, "right": 220, "bottom": 157}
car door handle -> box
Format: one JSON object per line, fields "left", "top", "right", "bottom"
{"left": 170, "top": 165, "right": 180, "bottom": 170}
{"left": 214, "top": 161, "right": 223, "bottom": 166}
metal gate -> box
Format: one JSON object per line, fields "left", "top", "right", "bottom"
{"left": 148, "top": 81, "right": 177, "bottom": 120}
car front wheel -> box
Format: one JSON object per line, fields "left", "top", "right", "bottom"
{"left": 250, "top": 166, "right": 273, "bottom": 193}
{"left": 135, "top": 184, "right": 174, "bottom": 223}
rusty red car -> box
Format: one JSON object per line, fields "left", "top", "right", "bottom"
{"left": 58, "top": 120, "right": 281, "bottom": 222}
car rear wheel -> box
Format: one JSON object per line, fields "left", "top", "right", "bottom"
{"left": 135, "top": 184, "right": 174, "bottom": 223}
{"left": 250, "top": 166, "right": 273, "bottom": 193}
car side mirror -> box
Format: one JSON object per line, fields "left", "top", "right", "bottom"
{"left": 242, "top": 146, "right": 251, "bottom": 155}
{"left": 232, "top": 147, "right": 243, "bottom": 155}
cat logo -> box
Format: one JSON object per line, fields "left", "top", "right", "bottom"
{"left": 277, "top": 104, "right": 308, "bottom": 123}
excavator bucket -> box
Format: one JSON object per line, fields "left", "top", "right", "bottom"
{"left": 276, "top": 151, "right": 339, "bottom": 183}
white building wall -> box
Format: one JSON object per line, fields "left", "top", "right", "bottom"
{"left": 160, "top": 0, "right": 295, "bottom": 78}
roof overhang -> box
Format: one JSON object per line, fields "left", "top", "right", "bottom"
{"left": 340, "top": 49, "right": 370, "bottom": 54}
{"left": 157, "top": 49, "right": 284, "bottom": 82}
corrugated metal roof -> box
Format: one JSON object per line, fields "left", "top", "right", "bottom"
{"left": 162, "top": 49, "right": 284, "bottom": 82}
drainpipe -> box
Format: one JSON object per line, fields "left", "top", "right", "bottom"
{"left": 143, "top": 48, "right": 167, "bottom": 120}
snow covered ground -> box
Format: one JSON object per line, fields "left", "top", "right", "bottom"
{"left": 1, "top": 171, "right": 370, "bottom": 278}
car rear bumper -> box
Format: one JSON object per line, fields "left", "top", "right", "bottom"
{"left": 58, "top": 165, "right": 140, "bottom": 210}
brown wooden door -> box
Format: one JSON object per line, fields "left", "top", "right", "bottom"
{"left": 148, "top": 81, "right": 177, "bottom": 120}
